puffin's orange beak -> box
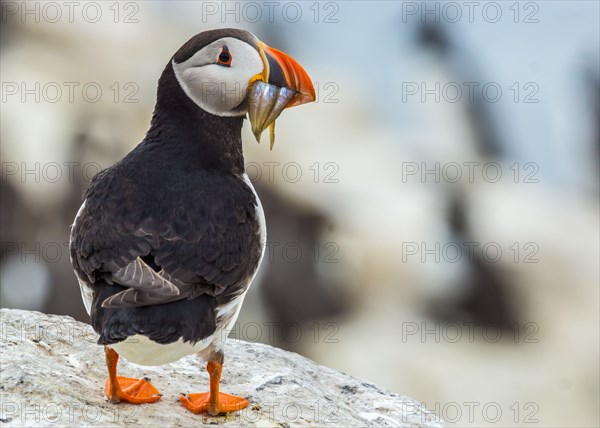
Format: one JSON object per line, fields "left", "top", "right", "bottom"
{"left": 247, "top": 41, "right": 315, "bottom": 148}
{"left": 259, "top": 42, "right": 316, "bottom": 107}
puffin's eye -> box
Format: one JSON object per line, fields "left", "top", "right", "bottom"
{"left": 217, "top": 47, "right": 232, "bottom": 67}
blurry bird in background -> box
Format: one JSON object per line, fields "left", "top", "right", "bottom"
{"left": 416, "top": 18, "right": 518, "bottom": 331}
{"left": 255, "top": 183, "right": 348, "bottom": 350}
{"left": 428, "top": 192, "right": 518, "bottom": 331}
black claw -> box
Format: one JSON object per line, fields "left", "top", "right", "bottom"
{"left": 143, "top": 376, "right": 151, "bottom": 382}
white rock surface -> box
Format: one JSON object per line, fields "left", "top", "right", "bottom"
{"left": 0, "top": 309, "right": 443, "bottom": 427}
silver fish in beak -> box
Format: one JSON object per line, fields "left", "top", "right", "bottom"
{"left": 247, "top": 42, "right": 316, "bottom": 149}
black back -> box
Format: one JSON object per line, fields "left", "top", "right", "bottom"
{"left": 70, "top": 30, "right": 263, "bottom": 345}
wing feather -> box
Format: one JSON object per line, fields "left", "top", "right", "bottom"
{"left": 100, "top": 257, "right": 181, "bottom": 307}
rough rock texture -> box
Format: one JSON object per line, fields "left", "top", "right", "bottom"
{"left": 0, "top": 309, "right": 443, "bottom": 427}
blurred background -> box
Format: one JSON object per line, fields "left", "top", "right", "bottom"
{"left": 1, "top": 1, "right": 598, "bottom": 426}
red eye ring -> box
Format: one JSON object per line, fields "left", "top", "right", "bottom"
{"left": 217, "top": 46, "right": 232, "bottom": 67}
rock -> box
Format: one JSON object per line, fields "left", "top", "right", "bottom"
{"left": 0, "top": 309, "right": 443, "bottom": 427}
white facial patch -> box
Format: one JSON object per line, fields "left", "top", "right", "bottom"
{"left": 172, "top": 37, "right": 263, "bottom": 117}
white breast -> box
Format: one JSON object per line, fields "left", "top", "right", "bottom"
{"left": 70, "top": 200, "right": 95, "bottom": 315}
{"left": 242, "top": 172, "right": 267, "bottom": 251}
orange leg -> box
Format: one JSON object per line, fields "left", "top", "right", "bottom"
{"left": 180, "top": 351, "right": 248, "bottom": 416}
{"left": 104, "top": 347, "right": 161, "bottom": 404}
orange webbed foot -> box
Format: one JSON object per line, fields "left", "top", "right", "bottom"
{"left": 105, "top": 376, "right": 162, "bottom": 404}
{"left": 180, "top": 391, "right": 249, "bottom": 415}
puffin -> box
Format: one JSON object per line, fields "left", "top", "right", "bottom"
{"left": 69, "top": 28, "right": 315, "bottom": 415}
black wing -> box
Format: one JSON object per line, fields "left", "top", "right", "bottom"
{"left": 70, "top": 159, "right": 263, "bottom": 309}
